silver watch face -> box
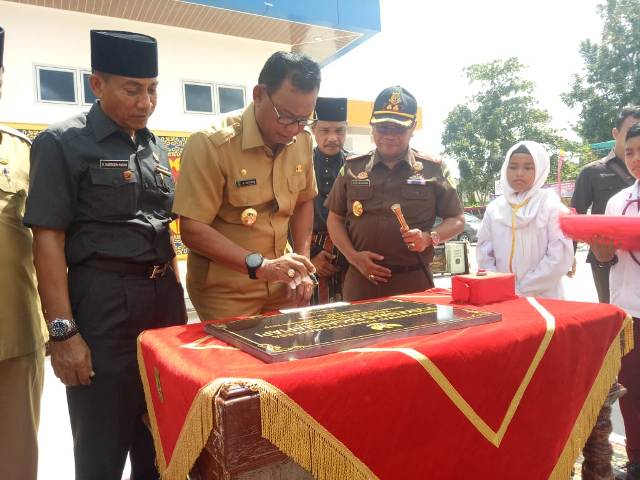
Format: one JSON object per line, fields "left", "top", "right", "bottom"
{"left": 49, "top": 318, "right": 73, "bottom": 338}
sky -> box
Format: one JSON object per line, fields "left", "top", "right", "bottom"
{"left": 320, "top": 0, "right": 604, "bottom": 159}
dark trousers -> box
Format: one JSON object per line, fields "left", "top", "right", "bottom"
{"left": 590, "top": 262, "right": 611, "bottom": 304}
{"left": 620, "top": 318, "right": 640, "bottom": 464}
{"left": 67, "top": 265, "right": 186, "bottom": 480}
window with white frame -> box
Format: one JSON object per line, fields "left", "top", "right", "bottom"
{"left": 183, "top": 82, "right": 214, "bottom": 114}
{"left": 183, "top": 81, "right": 245, "bottom": 115}
{"left": 217, "top": 85, "right": 245, "bottom": 114}
{"left": 36, "top": 66, "right": 77, "bottom": 104}
{"left": 81, "top": 71, "right": 98, "bottom": 105}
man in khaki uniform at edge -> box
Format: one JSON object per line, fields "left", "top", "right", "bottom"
{"left": 0, "top": 26, "right": 48, "bottom": 480}
{"left": 326, "top": 86, "right": 464, "bottom": 301}
{"left": 174, "top": 51, "right": 320, "bottom": 320}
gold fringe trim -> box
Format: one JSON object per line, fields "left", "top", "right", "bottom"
{"left": 159, "top": 380, "right": 224, "bottom": 480}
{"left": 137, "top": 333, "right": 167, "bottom": 472}
{"left": 549, "top": 316, "right": 631, "bottom": 479}
{"left": 622, "top": 314, "right": 635, "bottom": 356}
{"left": 251, "top": 379, "right": 379, "bottom": 480}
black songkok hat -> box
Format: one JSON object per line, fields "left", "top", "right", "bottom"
{"left": 91, "top": 30, "right": 158, "bottom": 78}
{"left": 315, "top": 97, "right": 348, "bottom": 122}
{"left": 0, "top": 27, "right": 4, "bottom": 68}
{"left": 370, "top": 85, "right": 417, "bottom": 128}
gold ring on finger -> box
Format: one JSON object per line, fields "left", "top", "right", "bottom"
{"left": 287, "top": 268, "right": 296, "bottom": 278}
{"left": 368, "top": 274, "right": 375, "bottom": 281}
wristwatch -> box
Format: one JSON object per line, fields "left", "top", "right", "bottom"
{"left": 47, "top": 317, "right": 79, "bottom": 342}
{"left": 595, "top": 254, "right": 618, "bottom": 268}
{"left": 430, "top": 231, "right": 441, "bottom": 247}
{"left": 245, "top": 252, "right": 264, "bottom": 279}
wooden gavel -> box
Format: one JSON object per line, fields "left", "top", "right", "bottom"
{"left": 390, "top": 203, "right": 410, "bottom": 233}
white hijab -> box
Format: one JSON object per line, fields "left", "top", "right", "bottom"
{"left": 493, "top": 140, "right": 560, "bottom": 228}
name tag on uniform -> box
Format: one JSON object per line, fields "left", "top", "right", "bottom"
{"left": 351, "top": 179, "right": 371, "bottom": 186}
{"left": 236, "top": 178, "right": 257, "bottom": 187}
{"left": 100, "top": 159, "right": 129, "bottom": 169}
{"left": 406, "top": 178, "right": 428, "bottom": 185}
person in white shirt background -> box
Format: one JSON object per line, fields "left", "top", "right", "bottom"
{"left": 589, "top": 122, "right": 640, "bottom": 480}
{"left": 476, "top": 140, "right": 573, "bottom": 299}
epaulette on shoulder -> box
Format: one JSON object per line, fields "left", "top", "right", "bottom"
{"left": 207, "top": 123, "right": 239, "bottom": 148}
{"left": 0, "top": 124, "right": 32, "bottom": 145}
{"left": 413, "top": 150, "right": 441, "bottom": 164}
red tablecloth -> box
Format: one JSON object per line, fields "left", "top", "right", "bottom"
{"left": 137, "top": 289, "right": 633, "bottom": 480}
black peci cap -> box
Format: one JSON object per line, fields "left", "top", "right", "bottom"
{"left": 0, "top": 27, "right": 4, "bottom": 68}
{"left": 370, "top": 86, "right": 417, "bottom": 128}
{"left": 91, "top": 30, "right": 158, "bottom": 78}
{"left": 315, "top": 97, "right": 348, "bottom": 122}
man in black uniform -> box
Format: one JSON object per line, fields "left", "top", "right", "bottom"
{"left": 24, "top": 30, "right": 186, "bottom": 479}
{"left": 571, "top": 106, "right": 639, "bottom": 480}
{"left": 310, "top": 97, "right": 348, "bottom": 304}
{"left": 571, "top": 106, "right": 639, "bottom": 304}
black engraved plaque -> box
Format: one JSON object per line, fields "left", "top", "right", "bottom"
{"left": 203, "top": 299, "right": 501, "bottom": 363}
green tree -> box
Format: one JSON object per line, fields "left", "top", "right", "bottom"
{"left": 442, "top": 58, "right": 571, "bottom": 205}
{"left": 562, "top": 0, "right": 640, "bottom": 143}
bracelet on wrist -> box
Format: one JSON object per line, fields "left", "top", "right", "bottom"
{"left": 595, "top": 254, "right": 618, "bottom": 268}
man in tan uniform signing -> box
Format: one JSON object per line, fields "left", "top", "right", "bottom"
{"left": 173, "top": 51, "right": 320, "bottom": 320}
{"left": 326, "top": 86, "right": 464, "bottom": 301}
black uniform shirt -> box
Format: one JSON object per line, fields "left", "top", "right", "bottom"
{"left": 24, "top": 103, "right": 176, "bottom": 266}
{"left": 571, "top": 149, "right": 634, "bottom": 262}
{"left": 312, "top": 146, "right": 345, "bottom": 233}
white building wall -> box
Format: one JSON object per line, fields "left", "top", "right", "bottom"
{"left": 0, "top": 0, "right": 288, "bottom": 131}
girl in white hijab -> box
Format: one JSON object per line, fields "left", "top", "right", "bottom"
{"left": 476, "top": 141, "right": 573, "bottom": 298}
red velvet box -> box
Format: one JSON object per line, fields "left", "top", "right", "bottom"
{"left": 451, "top": 272, "right": 517, "bottom": 305}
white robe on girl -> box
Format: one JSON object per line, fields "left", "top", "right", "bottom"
{"left": 476, "top": 141, "right": 574, "bottom": 299}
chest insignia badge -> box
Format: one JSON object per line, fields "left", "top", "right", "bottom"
{"left": 0, "top": 157, "right": 8, "bottom": 165}
{"left": 356, "top": 171, "right": 369, "bottom": 179}
{"left": 122, "top": 170, "right": 134, "bottom": 182}
{"left": 241, "top": 208, "right": 258, "bottom": 226}
{"left": 295, "top": 164, "right": 303, "bottom": 173}
{"left": 352, "top": 200, "right": 364, "bottom": 217}
{"left": 240, "top": 168, "right": 247, "bottom": 176}
{"left": 412, "top": 162, "right": 424, "bottom": 173}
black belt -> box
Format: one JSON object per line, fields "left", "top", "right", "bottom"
{"left": 382, "top": 264, "right": 423, "bottom": 274}
{"left": 82, "top": 259, "right": 171, "bottom": 279}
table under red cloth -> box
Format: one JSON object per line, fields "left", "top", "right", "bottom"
{"left": 137, "top": 289, "right": 634, "bottom": 480}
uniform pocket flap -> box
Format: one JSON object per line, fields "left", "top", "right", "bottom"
{"left": 401, "top": 185, "right": 431, "bottom": 199}
{"left": 287, "top": 173, "right": 306, "bottom": 193}
{"left": 89, "top": 167, "right": 137, "bottom": 187}
{"left": 349, "top": 186, "right": 373, "bottom": 200}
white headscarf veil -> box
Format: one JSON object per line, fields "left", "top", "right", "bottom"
{"left": 493, "top": 140, "right": 559, "bottom": 228}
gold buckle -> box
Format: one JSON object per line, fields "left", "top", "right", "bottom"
{"left": 149, "top": 263, "right": 168, "bottom": 279}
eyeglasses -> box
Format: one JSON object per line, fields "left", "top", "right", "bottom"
{"left": 372, "top": 124, "right": 410, "bottom": 136}
{"left": 266, "top": 92, "right": 317, "bottom": 127}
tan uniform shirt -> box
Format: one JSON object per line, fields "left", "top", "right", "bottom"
{"left": 0, "top": 125, "right": 47, "bottom": 361}
{"left": 173, "top": 104, "right": 317, "bottom": 320}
